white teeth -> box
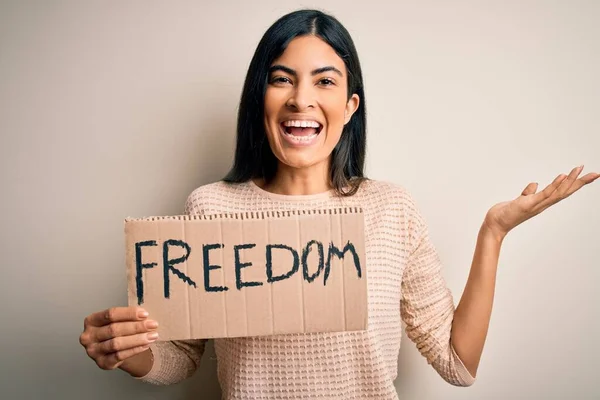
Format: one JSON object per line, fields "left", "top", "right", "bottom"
{"left": 281, "top": 120, "right": 321, "bottom": 144}
{"left": 284, "top": 132, "right": 318, "bottom": 143}
{"left": 283, "top": 120, "right": 321, "bottom": 128}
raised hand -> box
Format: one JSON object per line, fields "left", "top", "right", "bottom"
{"left": 483, "top": 165, "right": 600, "bottom": 240}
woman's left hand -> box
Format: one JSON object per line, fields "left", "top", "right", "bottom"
{"left": 483, "top": 165, "right": 600, "bottom": 241}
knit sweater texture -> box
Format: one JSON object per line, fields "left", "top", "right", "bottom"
{"left": 137, "top": 179, "right": 476, "bottom": 398}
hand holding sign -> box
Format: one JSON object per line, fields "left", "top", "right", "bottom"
{"left": 79, "top": 306, "right": 158, "bottom": 374}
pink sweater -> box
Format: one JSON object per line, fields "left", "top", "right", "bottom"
{"left": 137, "top": 179, "right": 475, "bottom": 398}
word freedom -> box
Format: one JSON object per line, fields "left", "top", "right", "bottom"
{"left": 135, "top": 239, "right": 363, "bottom": 305}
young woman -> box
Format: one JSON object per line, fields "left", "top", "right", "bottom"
{"left": 79, "top": 9, "right": 599, "bottom": 399}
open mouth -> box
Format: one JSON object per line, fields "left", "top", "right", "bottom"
{"left": 280, "top": 121, "right": 323, "bottom": 144}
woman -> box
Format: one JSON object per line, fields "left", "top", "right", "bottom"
{"left": 79, "top": 9, "right": 598, "bottom": 399}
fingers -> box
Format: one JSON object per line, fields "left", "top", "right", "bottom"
{"left": 95, "top": 345, "right": 151, "bottom": 371}
{"left": 554, "top": 165, "right": 584, "bottom": 198}
{"left": 521, "top": 182, "right": 538, "bottom": 196}
{"left": 576, "top": 172, "right": 600, "bottom": 185}
{"left": 533, "top": 173, "right": 568, "bottom": 204}
{"left": 560, "top": 170, "right": 600, "bottom": 198}
{"left": 80, "top": 306, "right": 159, "bottom": 371}
{"left": 85, "top": 330, "right": 158, "bottom": 368}
{"left": 93, "top": 319, "right": 159, "bottom": 343}
{"left": 84, "top": 307, "right": 148, "bottom": 328}
{"left": 79, "top": 318, "right": 158, "bottom": 347}
{"left": 533, "top": 165, "right": 597, "bottom": 212}
{"left": 93, "top": 331, "right": 159, "bottom": 356}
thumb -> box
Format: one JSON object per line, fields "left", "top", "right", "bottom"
{"left": 521, "top": 182, "right": 538, "bottom": 196}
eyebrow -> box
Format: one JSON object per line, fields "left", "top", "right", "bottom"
{"left": 269, "top": 64, "right": 344, "bottom": 77}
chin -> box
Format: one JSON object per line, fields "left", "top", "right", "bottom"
{"left": 277, "top": 152, "right": 327, "bottom": 170}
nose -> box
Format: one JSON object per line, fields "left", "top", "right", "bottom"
{"left": 285, "top": 81, "right": 314, "bottom": 111}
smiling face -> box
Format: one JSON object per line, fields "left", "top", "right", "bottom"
{"left": 263, "top": 35, "right": 360, "bottom": 176}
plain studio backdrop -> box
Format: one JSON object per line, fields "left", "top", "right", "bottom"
{"left": 1, "top": 1, "right": 598, "bottom": 399}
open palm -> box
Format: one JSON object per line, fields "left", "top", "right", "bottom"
{"left": 484, "top": 165, "right": 600, "bottom": 240}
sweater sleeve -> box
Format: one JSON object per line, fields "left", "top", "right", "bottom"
{"left": 135, "top": 339, "right": 208, "bottom": 385}
{"left": 135, "top": 189, "right": 209, "bottom": 385}
{"left": 400, "top": 196, "right": 476, "bottom": 387}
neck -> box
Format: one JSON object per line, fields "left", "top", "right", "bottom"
{"left": 257, "top": 162, "right": 331, "bottom": 195}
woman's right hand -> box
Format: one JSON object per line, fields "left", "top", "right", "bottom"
{"left": 79, "top": 306, "right": 159, "bottom": 374}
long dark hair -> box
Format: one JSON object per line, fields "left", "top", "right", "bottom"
{"left": 223, "top": 9, "right": 367, "bottom": 196}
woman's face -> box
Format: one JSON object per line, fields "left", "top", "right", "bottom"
{"left": 263, "top": 35, "right": 360, "bottom": 174}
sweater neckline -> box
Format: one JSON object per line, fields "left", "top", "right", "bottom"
{"left": 247, "top": 179, "right": 336, "bottom": 202}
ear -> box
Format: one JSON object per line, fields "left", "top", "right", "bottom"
{"left": 344, "top": 94, "right": 360, "bottom": 125}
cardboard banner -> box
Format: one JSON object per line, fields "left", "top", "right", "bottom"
{"left": 124, "top": 208, "right": 367, "bottom": 341}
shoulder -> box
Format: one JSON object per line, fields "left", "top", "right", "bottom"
{"left": 358, "top": 179, "right": 426, "bottom": 235}
{"left": 358, "top": 178, "right": 419, "bottom": 210}
{"left": 184, "top": 180, "right": 250, "bottom": 215}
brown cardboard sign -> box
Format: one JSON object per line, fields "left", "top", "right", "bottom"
{"left": 124, "top": 208, "right": 367, "bottom": 340}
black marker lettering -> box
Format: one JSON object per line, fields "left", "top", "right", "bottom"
{"left": 203, "top": 243, "right": 228, "bottom": 292}
{"left": 234, "top": 243, "right": 262, "bottom": 290}
{"left": 302, "top": 240, "right": 324, "bottom": 283}
{"left": 135, "top": 240, "right": 157, "bottom": 305}
{"left": 324, "top": 241, "right": 362, "bottom": 285}
{"left": 163, "top": 239, "right": 196, "bottom": 299}
{"left": 266, "top": 244, "right": 299, "bottom": 283}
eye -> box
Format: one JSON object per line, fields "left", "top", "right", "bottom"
{"left": 270, "top": 76, "right": 292, "bottom": 85}
{"left": 318, "top": 78, "right": 335, "bottom": 86}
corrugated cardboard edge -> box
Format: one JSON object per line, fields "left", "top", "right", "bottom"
{"left": 125, "top": 207, "right": 363, "bottom": 222}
